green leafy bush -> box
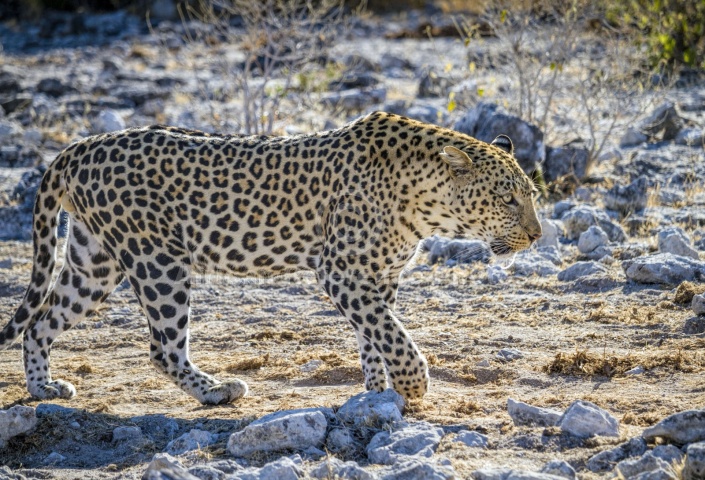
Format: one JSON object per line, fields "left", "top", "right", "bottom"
{"left": 607, "top": 0, "right": 705, "bottom": 69}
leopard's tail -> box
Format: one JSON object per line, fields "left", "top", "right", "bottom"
{"left": 0, "top": 150, "right": 69, "bottom": 349}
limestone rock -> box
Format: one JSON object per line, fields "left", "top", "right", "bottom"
{"left": 92, "top": 109, "right": 126, "bottom": 134}
{"left": 693, "top": 294, "right": 705, "bottom": 316}
{"left": 507, "top": 398, "right": 562, "bottom": 427}
{"left": 604, "top": 177, "right": 649, "bottom": 217}
{"left": 379, "top": 459, "right": 456, "bottom": 480}
{"left": 561, "top": 205, "right": 626, "bottom": 242}
{"left": 587, "top": 437, "right": 647, "bottom": 472}
{"left": 166, "top": 429, "right": 216, "bottom": 455}
{"left": 557, "top": 262, "right": 608, "bottom": 282}
{"left": 536, "top": 219, "right": 561, "bottom": 249}
{"left": 0, "top": 406, "right": 37, "bottom": 450}
{"left": 227, "top": 408, "right": 330, "bottom": 457}
{"left": 453, "top": 430, "right": 488, "bottom": 448}
{"left": 577, "top": 226, "right": 608, "bottom": 254}
{"left": 615, "top": 452, "right": 671, "bottom": 479}
{"left": 685, "top": 441, "right": 705, "bottom": 480}
{"left": 366, "top": 421, "right": 444, "bottom": 465}
{"left": 643, "top": 410, "right": 705, "bottom": 444}
{"left": 540, "top": 460, "right": 576, "bottom": 479}
{"left": 623, "top": 254, "right": 705, "bottom": 285}
{"left": 558, "top": 400, "right": 619, "bottom": 438}
{"left": 336, "top": 389, "right": 405, "bottom": 428}
{"left": 658, "top": 227, "right": 700, "bottom": 260}
{"left": 309, "top": 457, "right": 375, "bottom": 480}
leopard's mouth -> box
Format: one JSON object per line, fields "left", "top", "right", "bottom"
{"left": 489, "top": 238, "right": 514, "bottom": 256}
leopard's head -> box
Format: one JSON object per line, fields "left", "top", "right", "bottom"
{"left": 441, "top": 135, "right": 542, "bottom": 255}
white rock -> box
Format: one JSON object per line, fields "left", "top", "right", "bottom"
{"left": 113, "top": 425, "right": 143, "bottom": 442}
{"left": 166, "top": 429, "right": 216, "bottom": 455}
{"left": 496, "top": 348, "right": 524, "bottom": 362}
{"left": 577, "top": 226, "right": 608, "bottom": 253}
{"left": 625, "top": 366, "right": 645, "bottom": 375}
{"left": 486, "top": 265, "right": 508, "bottom": 284}
{"left": 623, "top": 253, "right": 705, "bottom": 285}
{"left": 471, "top": 467, "right": 513, "bottom": 480}
{"left": 337, "top": 389, "right": 404, "bottom": 428}
{"left": 616, "top": 452, "right": 670, "bottom": 479}
{"left": 0, "top": 405, "right": 37, "bottom": 449}
{"left": 557, "top": 261, "right": 608, "bottom": 282}
{"left": 586, "top": 437, "right": 647, "bottom": 472}
{"left": 144, "top": 452, "right": 200, "bottom": 479}
{"left": 685, "top": 441, "right": 705, "bottom": 480}
{"left": 558, "top": 400, "right": 619, "bottom": 438}
{"left": 145, "top": 452, "right": 185, "bottom": 471}
{"left": 693, "top": 294, "right": 705, "bottom": 315}
{"left": 506, "top": 472, "right": 568, "bottom": 480}
{"left": 675, "top": 128, "right": 705, "bottom": 146}
{"left": 620, "top": 127, "right": 648, "bottom": 148}
{"left": 366, "top": 421, "right": 444, "bottom": 465}
{"left": 227, "top": 408, "right": 330, "bottom": 457}
{"left": 513, "top": 251, "right": 560, "bottom": 277}
{"left": 22, "top": 129, "right": 42, "bottom": 145}
{"left": 299, "top": 359, "right": 323, "bottom": 372}
{"left": 454, "top": 430, "right": 488, "bottom": 448}
{"left": 561, "top": 205, "right": 626, "bottom": 242}
{"left": 309, "top": 457, "right": 375, "bottom": 480}
{"left": 541, "top": 459, "right": 576, "bottom": 479}
{"left": 536, "top": 219, "right": 561, "bottom": 248}
{"left": 642, "top": 410, "right": 705, "bottom": 444}
{"left": 507, "top": 398, "right": 562, "bottom": 427}
{"left": 652, "top": 444, "right": 684, "bottom": 465}
{"left": 604, "top": 177, "right": 649, "bottom": 215}
{"left": 42, "top": 451, "right": 66, "bottom": 465}
{"left": 257, "top": 456, "right": 304, "bottom": 480}
{"left": 92, "top": 109, "right": 126, "bottom": 134}
{"left": 379, "top": 459, "right": 455, "bottom": 480}
{"left": 326, "top": 427, "right": 357, "bottom": 453}
{"left": 0, "top": 120, "right": 21, "bottom": 143}
{"left": 658, "top": 227, "right": 699, "bottom": 260}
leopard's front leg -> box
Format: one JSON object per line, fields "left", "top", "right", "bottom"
{"left": 318, "top": 268, "right": 428, "bottom": 400}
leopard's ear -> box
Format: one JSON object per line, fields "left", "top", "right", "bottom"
{"left": 440, "top": 146, "right": 473, "bottom": 178}
{"left": 491, "top": 135, "right": 514, "bottom": 155}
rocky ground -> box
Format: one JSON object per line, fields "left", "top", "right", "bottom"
{"left": 1, "top": 5, "right": 705, "bottom": 480}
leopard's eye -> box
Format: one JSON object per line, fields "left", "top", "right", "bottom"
{"left": 502, "top": 194, "right": 514, "bottom": 205}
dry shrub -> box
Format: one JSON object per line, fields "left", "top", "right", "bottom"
{"left": 674, "top": 281, "right": 705, "bottom": 305}
{"left": 75, "top": 363, "right": 94, "bottom": 375}
{"left": 454, "top": 398, "right": 482, "bottom": 415}
{"left": 544, "top": 348, "right": 705, "bottom": 378}
{"left": 622, "top": 411, "right": 663, "bottom": 427}
{"left": 225, "top": 353, "right": 270, "bottom": 372}
{"left": 311, "top": 365, "right": 362, "bottom": 384}
{"left": 251, "top": 330, "right": 300, "bottom": 341}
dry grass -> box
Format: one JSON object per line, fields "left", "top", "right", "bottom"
{"left": 544, "top": 348, "right": 705, "bottom": 378}
{"left": 311, "top": 366, "right": 362, "bottom": 384}
{"left": 251, "top": 330, "right": 300, "bottom": 341}
{"left": 224, "top": 353, "right": 270, "bottom": 373}
{"left": 453, "top": 399, "right": 482, "bottom": 415}
{"left": 673, "top": 281, "right": 705, "bottom": 305}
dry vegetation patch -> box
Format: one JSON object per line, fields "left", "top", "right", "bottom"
{"left": 544, "top": 348, "right": 705, "bottom": 378}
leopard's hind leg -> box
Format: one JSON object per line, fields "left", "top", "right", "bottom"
{"left": 125, "top": 245, "right": 247, "bottom": 405}
{"left": 23, "top": 221, "right": 124, "bottom": 399}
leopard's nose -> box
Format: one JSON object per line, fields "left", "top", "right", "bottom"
{"left": 528, "top": 231, "right": 542, "bottom": 242}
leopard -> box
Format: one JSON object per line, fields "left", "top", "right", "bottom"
{"left": 0, "top": 111, "right": 541, "bottom": 405}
